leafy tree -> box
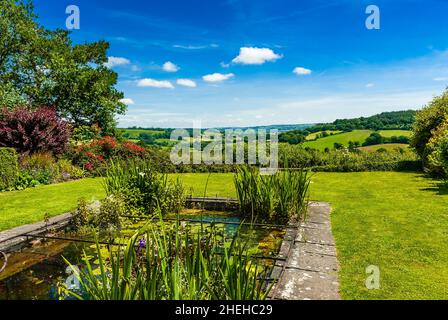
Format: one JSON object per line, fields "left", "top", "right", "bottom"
{"left": 426, "top": 118, "right": 448, "bottom": 176}
{"left": 0, "top": 0, "right": 126, "bottom": 134}
{"left": 0, "top": 106, "right": 71, "bottom": 155}
{"left": 363, "top": 132, "right": 383, "bottom": 146}
{"left": 410, "top": 89, "right": 448, "bottom": 163}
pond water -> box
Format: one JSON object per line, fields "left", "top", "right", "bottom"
{"left": 0, "top": 210, "right": 285, "bottom": 300}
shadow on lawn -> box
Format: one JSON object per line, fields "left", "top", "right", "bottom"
{"left": 419, "top": 175, "right": 448, "bottom": 195}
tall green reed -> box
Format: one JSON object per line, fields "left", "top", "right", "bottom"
{"left": 60, "top": 214, "right": 272, "bottom": 300}
{"left": 234, "top": 165, "right": 311, "bottom": 223}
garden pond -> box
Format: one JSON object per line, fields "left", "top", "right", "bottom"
{"left": 0, "top": 209, "right": 285, "bottom": 300}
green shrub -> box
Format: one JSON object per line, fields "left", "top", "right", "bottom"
{"left": 103, "top": 160, "right": 186, "bottom": 216}
{"left": 0, "top": 147, "right": 18, "bottom": 191}
{"left": 411, "top": 89, "right": 448, "bottom": 162}
{"left": 71, "top": 196, "right": 125, "bottom": 237}
{"left": 279, "top": 144, "right": 419, "bottom": 172}
{"left": 56, "top": 159, "right": 85, "bottom": 181}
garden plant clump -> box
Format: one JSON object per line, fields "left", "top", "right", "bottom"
{"left": 103, "top": 160, "right": 186, "bottom": 216}
{"left": 60, "top": 216, "right": 272, "bottom": 300}
{"left": 0, "top": 147, "right": 19, "bottom": 191}
{"left": 234, "top": 165, "right": 311, "bottom": 223}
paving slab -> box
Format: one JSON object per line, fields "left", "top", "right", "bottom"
{"left": 270, "top": 202, "right": 340, "bottom": 300}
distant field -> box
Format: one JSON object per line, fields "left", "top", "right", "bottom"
{"left": 302, "top": 129, "right": 412, "bottom": 150}
{"left": 358, "top": 143, "right": 409, "bottom": 152}
{"left": 378, "top": 130, "right": 412, "bottom": 137}
{"left": 120, "top": 128, "right": 167, "bottom": 139}
{"left": 305, "top": 130, "right": 342, "bottom": 141}
{"left": 303, "top": 130, "right": 373, "bottom": 150}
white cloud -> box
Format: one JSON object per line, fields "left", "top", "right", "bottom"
{"left": 232, "top": 47, "right": 282, "bottom": 65}
{"left": 293, "top": 67, "right": 312, "bottom": 75}
{"left": 120, "top": 98, "right": 135, "bottom": 105}
{"left": 173, "top": 44, "right": 219, "bottom": 50}
{"left": 176, "top": 79, "right": 197, "bottom": 87}
{"left": 202, "top": 73, "right": 235, "bottom": 82}
{"left": 433, "top": 77, "right": 448, "bottom": 81}
{"left": 163, "top": 61, "right": 180, "bottom": 72}
{"left": 137, "top": 78, "right": 174, "bottom": 89}
{"left": 366, "top": 83, "right": 375, "bottom": 88}
{"left": 105, "top": 56, "right": 130, "bottom": 68}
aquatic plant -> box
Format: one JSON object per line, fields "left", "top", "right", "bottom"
{"left": 234, "top": 165, "right": 310, "bottom": 223}
{"left": 103, "top": 160, "right": 185, "bottom": 216}
{"left": 60, "top": 215, "right": 272, "bottom": 300}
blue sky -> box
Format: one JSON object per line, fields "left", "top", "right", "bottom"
{"left": 35, "top": 0, "right": 448, "bottom": 128}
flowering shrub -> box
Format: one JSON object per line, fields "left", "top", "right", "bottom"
{"left": 120, "top": 141, "right": 147, "bottom": 157}
{"left": 0, "top": 106, "right": 71, "bottom": 155}
{"left": 72, "top": 136, "right": 147, "bottom": 173}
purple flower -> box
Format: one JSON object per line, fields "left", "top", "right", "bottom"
{"left": 138, "top": 239, "right": 147, "bottom": 248}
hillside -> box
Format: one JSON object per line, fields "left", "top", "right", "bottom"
{"left": 302, "top": 130, "right": 373, "bottom": 151}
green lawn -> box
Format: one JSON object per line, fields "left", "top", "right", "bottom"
{"left": 1, "top": 171, "right": 447, "bottom": 299}
{"left": 171, "top": 172, "right": 448, "bottom": 299}
{"left": 303, "top": 130, "right": 373, "bottom": 150}
{"left": 0, "top": 178, "right": 104, "bottom": 231}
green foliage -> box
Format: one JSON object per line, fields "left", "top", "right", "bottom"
{"left": 279, "top": 144, "right": 419, "bottom": 172}
{"left": 234, "top": 166, "right": 310, "bottom": 223}
{"left": 72, "top": 197, "right": 124, "bottom": 237}
{"left": 17, "top": 152, "right": 85, "bottom": 189}
{"left": 0, "top": 0, "right": 125, "bottom": 134}
{"left": 60, "top": 219, "right": 271, "bottom": 300}
{"left": 103, "top": 160, "right": 186, "bottom": 216}
{"left": 0, "top": 147, "right": 18, "bottom": 191}
{"left": 362, "top": 132, "right": 409, "bottom": 146}
{"left": 411, "top": 89, "right": 448, "bottom": 163}
{"left": 71, "top": 125, "right": 102, "bottom": 143}
{"left": 426, "top": 118, "right": 448, "bottom": 177}
{"left": 279, "top": 130, "right": 307, "bottom": 144}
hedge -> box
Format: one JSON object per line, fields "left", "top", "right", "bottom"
{"left": 0, "top": 147, "right": 18, "bottom": 191}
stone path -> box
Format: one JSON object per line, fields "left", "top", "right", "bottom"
{"left": 0, "top": 213, "right": 72, "bottom": 252}
{"left": 270, "top": 202, "right": 340, "bottom": 300}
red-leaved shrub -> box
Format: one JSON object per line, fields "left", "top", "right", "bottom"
{"left": 71, "top": 136, "right": 147, "bottom": 173}
{"left": 0, "top": 107, "right": 71, "bottom": 155}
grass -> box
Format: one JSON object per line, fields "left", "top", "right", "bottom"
{"left": 357, "top": 143, "right": 409, "bottom": 152}
{"left": 311, "top": 172, "right": 448, "bottom": 299}
{"left": 302, "top": 130, "right": 412, "bottom": 151}
{"left": 119, "top": 128, "right": 166, "bottom": 139}
{"left": 0, "top": 178, "right": 104, "bottom": 231}
{"left": 303, "top": 130, "right": 373, "bottom": 150}
{"left": 305, "top": 130, "right": 342, "bottom": 141}
{"left": 172, "top": 172, "right": 448, "bottom": 299}
{"left": 378, "top": 130, "right": 412, "bottom": 137}
{"left": 2, "top": 171, "right": 447, "bottom": 299}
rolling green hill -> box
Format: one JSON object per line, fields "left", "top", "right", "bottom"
{"left": 303, "top": 130, "right": 373, "bottom": 150}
